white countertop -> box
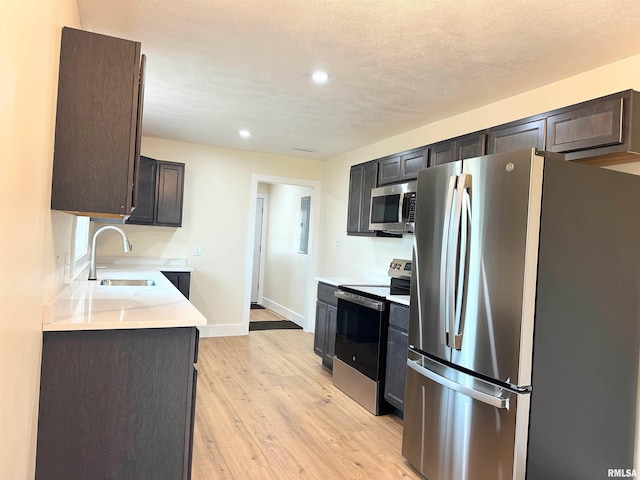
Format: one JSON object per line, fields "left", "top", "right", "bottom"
{"left": 43, "top": 265, "right": 207, "bottom": 332}
{"left": 316, "top": 276, "right": 411, "bottom": 306}
{"left": 315, "top": 276, "right": 391, "bottom": 288}
{"left": 387, "top": 295, "right": 410, "bottom": 306}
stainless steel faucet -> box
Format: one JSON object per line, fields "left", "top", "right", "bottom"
{"left": 88, "top": 225, "right": 133, "bottom": 280}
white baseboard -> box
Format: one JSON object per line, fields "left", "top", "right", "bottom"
{"left": 260, "top": 297, "right": 304, "bottom": 327}
{"left": 197, "top": 299, "right": 306, "bottom": 338}
{"left": 198, "top": 323, "right": 248, "bottom": 338}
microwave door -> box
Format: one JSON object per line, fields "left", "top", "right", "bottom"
{"left": 369, "top": 182, "right": 416, "bottom": 232}
{"left": 370, "top": 193, "right": 401, "bottom": 226}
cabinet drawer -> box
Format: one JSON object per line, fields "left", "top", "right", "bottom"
{"left": 317, "top": 282, "right": 338, "bottom": 306}
{"left": 389, "top": 302, "right": 409, "bottom": 330}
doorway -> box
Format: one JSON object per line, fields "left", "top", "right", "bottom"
{"left": 244, "top": 175, "right": 321, "bottom": 334}
{"left": 250, "top": 196, "right": 265, "bottom": 305}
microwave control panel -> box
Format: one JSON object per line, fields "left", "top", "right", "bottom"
{"left": 406, "top": 192, "right": 416, "bottom": 223}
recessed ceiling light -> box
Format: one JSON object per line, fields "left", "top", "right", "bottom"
{"left": 311, "top": 70, "right": 329, "bottom": 84}
{"left": 239, "top": 129, "right": 251, "bottom": 138}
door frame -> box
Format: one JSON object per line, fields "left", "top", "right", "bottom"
{"left": 251, "top": 194, "right": 268, "bottom": 305}
{"left": 243, "top": 174, "right": 321, "bottom": 333}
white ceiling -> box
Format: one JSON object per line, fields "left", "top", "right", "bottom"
{"left": 77, "top": 0, "right": 640, "bottom": 160}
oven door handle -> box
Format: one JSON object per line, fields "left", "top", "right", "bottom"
{"left": 334, "top": 290, "right": 386, "bottom": 311}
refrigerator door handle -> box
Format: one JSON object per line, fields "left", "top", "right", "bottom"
{"left": 407, "top": 358, "right": 510, "bottom": 409}
{"left": 452, "top": 174, "right": 472, "bottom": 350}
{"left": 447, "top": 177, "right": 464, "bottom": 349}
{"left": 439, "top": 174, "right": 457, "bottom": 347}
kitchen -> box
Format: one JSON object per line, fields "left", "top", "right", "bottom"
{"left": 5, "top": 1, "right": 640, "bottom": 479}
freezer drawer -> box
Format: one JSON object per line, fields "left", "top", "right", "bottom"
{"left": 402, "top": 354, "right": 530, "bottom": 480}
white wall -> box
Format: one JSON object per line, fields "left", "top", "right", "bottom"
{"left": 0, "top": 2, "right": 80, "bottom": 478}
{"left": 317, "top": 54, "right": 640, "bottom": 281}
{"left": 7, "top": 6, "right": 640, "bottom": 479}
{"left": 261, "top": 183, "right": 313, "bottom": 322}
{"left": 93, "top": 136, "right": 323, "bottom": 336}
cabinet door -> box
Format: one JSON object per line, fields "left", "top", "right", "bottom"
{"left": 36, "top": 327, "right": 197, "bottom": 480}
{"left": 385, "top": 303, "right": 409, "bottom": 411}
{"left": 347, "top": 161, "right": 377, "bottom": 235}
{"left": 324, "top": 304, "right": 337, "bottom": 370}
{"left": 314, "top": 301, "right": 328, "bottom": 358}
{"left": 399, "top": 149, "right": 427, "bottom": 181}
{"left": 487, "top": 119, "right": 545, "bottom": 154}
{"left": 359, "top": 161, "right": 378, "bottom": 233}
{"left": 51, "top": 27, "right": 143, "bottom": 217}
{"left": 384, "top": 326, "right": 409, "bottom": 411}
{"left": 127, "top": 156, "right": 156, "bottom": 225}
{"left": 377, "top": 155, "right": 402, "bottom": 185}
{"left": 346, "top": 166, "right": 363, "bottom": 234}
{"left": 162, "top": 271, "right": 191, "bottom": 299}
{"left": 186, "top": 367, "right": 198, "bottom": 480}
{"left": 546, "top": 96, "right": 624, "bottom": 153}
{"left": 457, "top": 133, "right": 487, "bottom": 160}
{"left": 429, "top": 140, "right": 456, "bottom": 166}
{"left": 155, "top": 161, "right": 185, "bottom": 226}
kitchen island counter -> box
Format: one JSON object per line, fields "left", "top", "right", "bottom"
{"left": 43, "top": 265, "right": 207, "bottom": 331}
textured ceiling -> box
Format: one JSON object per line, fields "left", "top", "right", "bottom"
{"left": 77, "top": 0, "right": 640, "bottom": 160}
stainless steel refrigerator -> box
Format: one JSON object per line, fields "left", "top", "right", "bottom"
{"left": 403, "top": 148, "right": 640, "bottom": 480}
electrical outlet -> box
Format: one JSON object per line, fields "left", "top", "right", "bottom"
{"left": 335, "top": 235, "right": 343, "bottom": 247}
{"left": 194, "top": 245, "right": 202, "bottom": 256}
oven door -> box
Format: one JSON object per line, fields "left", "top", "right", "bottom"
{"left": 334, "top": 290, "right": 387, "bottom": 381}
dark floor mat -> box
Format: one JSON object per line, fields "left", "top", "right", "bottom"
{"left": 250, "top": 304, "right": 265, "bottom": 310}
{"left": 249, "top": 320, "right": 302, "bottom": 331}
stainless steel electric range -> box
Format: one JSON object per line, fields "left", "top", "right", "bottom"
{"left": 332, "top": 259, "right": 411, "bottom": 415}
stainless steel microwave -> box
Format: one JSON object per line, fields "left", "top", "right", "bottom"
{"left": 369, "top": 181, "right": 417, "bottom": 233}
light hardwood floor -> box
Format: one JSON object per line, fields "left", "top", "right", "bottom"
{"left": 249, "top": 306, "right": 287, "bottom": 322}
{"left": 192, "top": 330, "right": 422, "bottom": 479}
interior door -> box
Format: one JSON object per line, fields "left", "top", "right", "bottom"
{"left": 250, "top": 197, "right": 264, "bottom": 303}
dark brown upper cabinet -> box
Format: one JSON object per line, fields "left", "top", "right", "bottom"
{"left": 50, "top": 27, "right": 145, "bottom": 218}
{"left": 377, "top": 147, "right": 427, "bottom": 185}
{"left": 487, "top": 118, "right": 546, "bottom": 155}
{"left": 347, "top": 161, "right": 377, "bottom": 235}
{"left": 545, "top": 90, "right": 640, "bottom": 163}
{"left": 429, "top": 132, "right": 487, "bottom": 166}
{"left": 127, "top": 157, "right": 185, "bottom": 227}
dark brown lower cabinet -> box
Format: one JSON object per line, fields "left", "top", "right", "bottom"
{"left": 384, "top": 302, "right": 409, "bottom": 414}
{"left": 313, "top": 282, "right": 338, "bottom": 370}
{"left": 35, "top": 327, "right": 199, "bottom": 480}
{"left": 161, "top": 271, "right": 191, "bottom": 299}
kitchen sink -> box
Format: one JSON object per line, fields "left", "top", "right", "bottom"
{"left": 99, "top": 279, "right": 157, "bottom": 287}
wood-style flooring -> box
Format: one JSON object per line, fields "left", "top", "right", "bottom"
{"left": 249, "top": 305, "right": 287, "bottom": 322}
{"left": 192, "top": 329, "right": 422, "bottom": 479}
